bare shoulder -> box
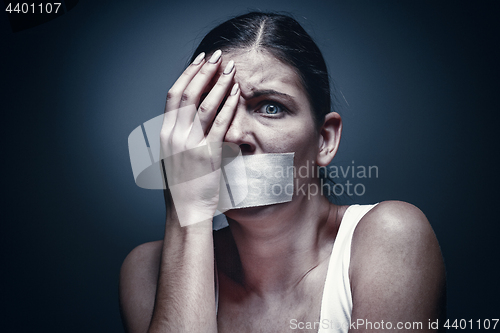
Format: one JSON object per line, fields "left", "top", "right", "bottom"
{"left": 119, "top": 240, "right": 163, "bottom": 333}
{"left": 351, "top": 200, "right": 443, "bottom": 275}
{"left": 352, "top": 200, "right": 434, "bottom": 246}
{"left": 350, "top": 201, "right": 446, "bottom": 330}
{"left": 121, "top": 240, "right": 163, "bottom": 271}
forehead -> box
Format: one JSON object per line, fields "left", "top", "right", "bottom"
{"left": 219, "top": 49, "right": 305, "bottom": 96}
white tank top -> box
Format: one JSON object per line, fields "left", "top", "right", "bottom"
{"left": 215, "top": 204, "right": 378, "bottom": 332}
{"left": 318, "top": 204, "right": 377, "bottom": 332}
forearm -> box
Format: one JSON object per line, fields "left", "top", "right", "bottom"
{"left": 148, "top": 208, "right": 217, "bottom": 333}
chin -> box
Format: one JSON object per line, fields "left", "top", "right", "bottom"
{"left": 223, "top": 202, "right": 287, "bottom": 222}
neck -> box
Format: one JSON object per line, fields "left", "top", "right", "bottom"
{"left": 225, "top": 194, "right": 341, "bottom": 296}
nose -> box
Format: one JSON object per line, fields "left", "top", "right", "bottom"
{"left": 224, "top": 104, "right": 255, "bottom": 154}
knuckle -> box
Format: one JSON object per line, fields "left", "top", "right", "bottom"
{"left": 168, "top": 137, "right": 175, "bottom": 149}
{"left": 160, "top": 129, "right": 170, "bottom": 140}
{"left": 181, "top": 69, "right": 192, "bottom": 77}
{"left": 166, "top": 89, "right": 180, "bottom": 101}
{"left": 198, "top": 102, "right": 212, "bottom": 114}
{"left": 199, "top": 66, "right": 210, "bottom": 76}
{"left": 212, "top": 116, "right": 225, "bottom": 128}
{"left": 214, "top": 79, "right": 226, "bottom": 89}
{"left": 180, "top": 92, "right": 190, "bottom": 103}
{"left": 170, "top": 136, "right": 181, "bottom": 148}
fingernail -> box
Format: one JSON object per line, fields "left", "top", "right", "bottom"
{"left": 230, "top": 83, "right": 239, "bottom": 96}
{"left": 223, "top": 60, "right": 234, "bottom": 75}
{"left": 208, "top": 50, "right": 222, "bottom": 64}
{"left": 192, "top": 52, "right": 205, "bottom": 65}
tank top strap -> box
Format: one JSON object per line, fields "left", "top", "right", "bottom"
{"left": 318, "top": 204, "right": 378, "bottom": 332}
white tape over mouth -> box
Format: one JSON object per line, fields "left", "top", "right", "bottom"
{"left": 214, "top": 152, "right": 295, "bottom": 230}
{"left": 218, "top": 153, "right": 295, "bottom": 210}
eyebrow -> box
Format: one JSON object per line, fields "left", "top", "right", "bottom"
{"left": 244, "top": 89, "right": 299, "bottom": 110}
{"left": 201, "top": 89, "right": 300, "bottom": 111}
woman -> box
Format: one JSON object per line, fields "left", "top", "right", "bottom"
{"left": 120, "top": 12, "right": 446, "bottom": 333}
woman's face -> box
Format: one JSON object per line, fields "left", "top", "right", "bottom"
{"left": 215, "top": 49, "right": 321, "bottom": 164}
{"left": 210, "top": 49, "right": 331, "bottom": 219}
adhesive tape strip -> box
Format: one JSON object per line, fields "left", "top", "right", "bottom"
{"left": 214, "top": 153, "right": 295, "bottom": 230}
{"left": 219, "top": 153, "right": 295, "bottom": 210}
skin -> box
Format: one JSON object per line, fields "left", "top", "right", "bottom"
{"left": 119, "top": 48, "right": 446, "bottom": 333}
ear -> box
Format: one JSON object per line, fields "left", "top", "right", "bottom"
{"left": 316, "top": 112, "right": 342, "bottom": 166}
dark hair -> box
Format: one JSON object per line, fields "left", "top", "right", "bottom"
{"left": 190, "top": 12, "right": 333, "bottom": 128}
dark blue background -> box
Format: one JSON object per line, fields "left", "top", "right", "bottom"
{"left": 2, "top": 0, "right": 499, "bottom": 331}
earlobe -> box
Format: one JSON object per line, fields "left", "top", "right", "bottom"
{"left": 316, "top": 112, "right": 342, "bottom": 166}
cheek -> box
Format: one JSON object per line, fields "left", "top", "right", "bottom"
{"left": 290, "top": 125, "right": 320, "bottom": 161}
{"left": 261, "top": 123, "right": 319, "bottom": 158}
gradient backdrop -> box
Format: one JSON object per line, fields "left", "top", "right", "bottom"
{"left": 2, "top": 0, "right": 499, "bottom": 332}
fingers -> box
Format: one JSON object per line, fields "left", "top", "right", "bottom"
{"left": 163, "top": 49, "right": 238, "bottom": 154}
{"left": 197, "top": 59, "right": 235, "bottom": 134}
{"left": 186, "top": 59, "right": 236, "bottom": 145}
{"left": 206, "top": 83, "right": 240, "bottom": 143}
{"left": 176, "top": 50, "right": 224, "bottom": 130}
{"left": 159, "top": 51, "right": 238, "bottom": 225}
{"left": 165, "top": 52, "right": 206, "bottom": 113}
{"left": 162, "top": 52, "right": 206, "bottom": 138}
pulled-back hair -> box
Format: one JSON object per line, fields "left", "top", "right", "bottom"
{"left": 190, "top": 12, "right": 333, "bottom": 128}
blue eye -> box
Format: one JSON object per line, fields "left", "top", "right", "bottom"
{"left": 260, "top": 103, "right": 283, "bottom": 115}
